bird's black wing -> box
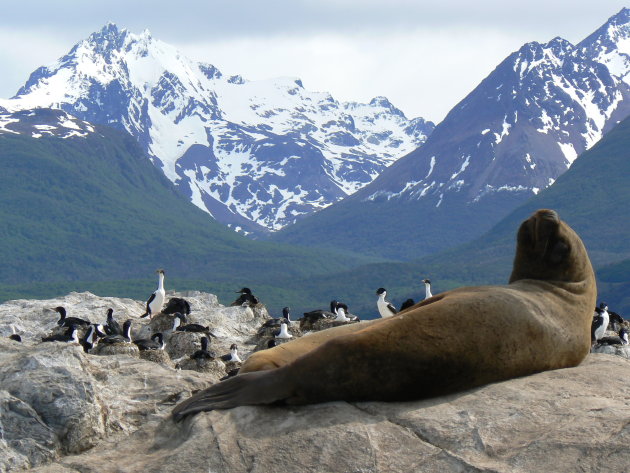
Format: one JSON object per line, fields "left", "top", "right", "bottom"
{"left": 609, "top": 311, "right": 624, "bottom": 324}
{"left": 140, "top": 293, "right": 156, "bottom": 318}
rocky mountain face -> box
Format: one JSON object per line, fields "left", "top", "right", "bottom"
{"left": 360, "top": 8, "right": 630, "bottom": 207}
{"left": 3, "top": 23, "right": 434, "bottom": 235}
{"left": 2, "top": 291, "right": 630, "bottom": 473}
{"left": 0, "top": 105, "right": 96, "bottom": 138}
{"left": 272, "top": 8, "right": 630, "bottom": 259}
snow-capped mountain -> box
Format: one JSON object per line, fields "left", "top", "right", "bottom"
{"left": 359, "top": 8, "right": 630, "bottom": 207}
{"left": 0, "top": 104, "right": 96, "bottom": 139}
{"left": 271, "top": 8, "right": 630, "bottom": 260}
{"left": 4, "top": 23, "right": 433, "bottom": 235}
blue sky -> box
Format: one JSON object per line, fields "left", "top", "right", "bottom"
{"left": 0, "top": 0, "right": 627, "bottom": 122}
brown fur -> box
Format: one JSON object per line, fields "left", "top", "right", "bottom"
{"left": 173, "top": 209, "right": 596, "bottom": 419}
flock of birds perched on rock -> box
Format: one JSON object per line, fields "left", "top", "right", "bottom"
{"left": 4, "top": 270, "right": 256, "bottom": 380}
{"left": 591, "top": 302, "right": 629, "bottom": 348}
{"left": 5, "top": 269, "right": 629, "bottom": 376}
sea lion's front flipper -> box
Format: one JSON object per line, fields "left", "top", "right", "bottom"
{"left": 172, "top": 370, "right": 290, "bottom": 421}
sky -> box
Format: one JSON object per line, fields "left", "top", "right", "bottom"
{"left": 0, "top": 1, "right": 628, "bottom": 123}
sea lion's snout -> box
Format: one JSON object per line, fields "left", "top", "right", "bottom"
{"left": 519, "top": 210, "right": 560, "bottom": 251}
{"left": 529, "top": 209, "right": 560, "bottom": 251}
{"left": 535, "top": 209, "right": 559, "bottom": 222}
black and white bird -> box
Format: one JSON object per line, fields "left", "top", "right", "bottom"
{"left": 221, "top": 343, "right": 242, "bottom": 362}
{"left": 333, "top": 301, "right": 359, "bottom": 322}
{"left": 190, "top": 336, "right": 216, "bottom": 360}
{"left": 301, "top": 301, "right": 338, "bottom": 325}
{"left": 54, "top": 306, "right": 91, "bottom": 328}
{"left": 608, "top": 311, "right": 625, "bottom": 332}
{"left": 591, "top": 303, "right": 610, "bottom": 344}
{"left": 422, "top": 279, "right": 433, "bottom": 299}
{"left": 220, "top": 368, "right": 241, "bottom": 380}
{"left": 140, "top": 269, "right": 166, "bottom": 318}
{"left": 104, "top": 308, "right": 122, "bottom": 336}
{"left": 134, "top": 333, "right": 165, "bottom": 351}
{"left": 597, "top": 327, "right": 629, "bottom": 346}
{"left": 172, "top": 313, "right": 214, "bottom": 335}
{"left": 376, "top": 288, "right": 397, "bottom": 318}
{"left": 275, "top": 320, "right": 293, "bottom": 339}
{"left": 42, "top": 324, "right": 80, "bottom": 344}
{"left": 261, "top": 307, "right": 291, "bottom": 329}
{"left": 8, "top": 326, "right": 22, "bottom": 342}
{"left": 81, "top": 324, "right": 102, "bottom": 352}
{"left": 98, "top": 319, "right": 132, "bottom": 344}
{"left": 162, "top": 297, "right": 191, "bottom": 316}
{"left": 231, "top": 287, "right": 259, "bottom": 306}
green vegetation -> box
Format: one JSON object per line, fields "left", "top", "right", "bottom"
{"left": 2, "top": 113, "right": 629, "bottom": 318}
{"left": 268, "top": 114, "right": 630, "bottom": 317}
{"left": 268, "top": 185, "right": 526, "bottom": 262}
{"left": 0, "top": 128, "right": 384, "bottom": 315}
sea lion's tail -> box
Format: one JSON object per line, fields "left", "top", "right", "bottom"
{"left": 172, "top": 370, "right": 290, "bottom": 421}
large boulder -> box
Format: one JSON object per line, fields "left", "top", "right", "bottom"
{"left": 0, "top": 338, "right": 210, "bottom": 472}
{"left": 3, "top": 292, "right": 630, "bottom": 473}
{"left": 24, "top": 354, "right": 630, "bottom": 473}
{"left": 0, "top": 291, "right": 267, "bottom": 472}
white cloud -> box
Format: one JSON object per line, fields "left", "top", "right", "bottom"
{"left": 0, "top": 1, "right": 628, "bottom": 123}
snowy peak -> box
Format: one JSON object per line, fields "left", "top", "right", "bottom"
{"left": 6, "top": 23, "right": 434, "bottom": 235}
{"left": 86, "top": 22, "right": 133, "bottom": 56}
{"left": 578, "top": 8, "right": 630, "bottom": 83}
{"left": 359, "top": 9, "right": 630, "bottom": 209}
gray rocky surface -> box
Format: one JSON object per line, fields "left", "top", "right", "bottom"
{"left": 1, "top": 292, "right": 629, "bottom": 472}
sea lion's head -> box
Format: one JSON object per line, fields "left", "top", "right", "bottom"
{"left": 509, "top": 209, "right": 594, "bottom": 284}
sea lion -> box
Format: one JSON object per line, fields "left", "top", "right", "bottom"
{"left": 172, "top": 209, "right": 596, "bottom": 420}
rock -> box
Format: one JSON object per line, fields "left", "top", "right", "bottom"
{"left": 147, "top": 312, "right": 179, "bottom": 334}
{"left": 312, "top": 318, "right": 359, "bottom": 332}
{"left": 250, "top": 303, "right": 270, "bottom": 320}
{"left": 165, "top": 331, "right": 206, "bottom": 359}
{"left": 0, "top": 292, "right": 146, "bottom": 344}
{"left": 592, "top": 344, "right": 630, "bottom": 359}
{"left": 92, "top": 342, "right": 140, "bottom": 357}
{"left": 0, "top": 291, "right": 264, "bottom": 473}
{"left": 0, "top": 336, "right": 210, "bottom": 472}
{"left": 139, "top": 349, "right": 173, "bottom": 367}
{"left": 24, "top": 354, "right": 630, "bottom": 473}
{"left": 0, "top": 389, "right": 60, "bottom": 472}
{"left": 0, "top": 341, "right": 107, "bottom": 456}
{"left": 176, "top": 357, "right": 226, "bottom": 380}
{"left": 5, "top": 292, "right": 630, "bottom": 472}
{"left": 223, "top": 360, "right": 242, "bottom": 375}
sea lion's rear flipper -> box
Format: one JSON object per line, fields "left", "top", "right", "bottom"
{"left": 172, "top": 370, "right": 290, "bottom": 421}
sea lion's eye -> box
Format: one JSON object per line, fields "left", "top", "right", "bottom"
{"left": 548, "top": 240, "right": 570, "bottom": 264}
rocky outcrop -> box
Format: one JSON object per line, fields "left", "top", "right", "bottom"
{"left": 592, "top": 344, "right": 630, "bottom": 359}
{"left": 0, "top": 291, "right": 267, "bottom": 472}
{"left": 20, "top": 355, "right": 630, "bottom": 473}
{"left": 2, "top": 292, "right": 630, "bottom": 472}
{"left": 0, "top": 338, "right": 210, "bottom": 472}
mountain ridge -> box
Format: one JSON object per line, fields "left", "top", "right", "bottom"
{"left": 4, "top": 23, "right": 434, "bottom": 236}
{"left": 271, "top": 8, "right": 630, "bottom": 260}
{"left": 0, "top": 109, "right": 388, "bottom": 316}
